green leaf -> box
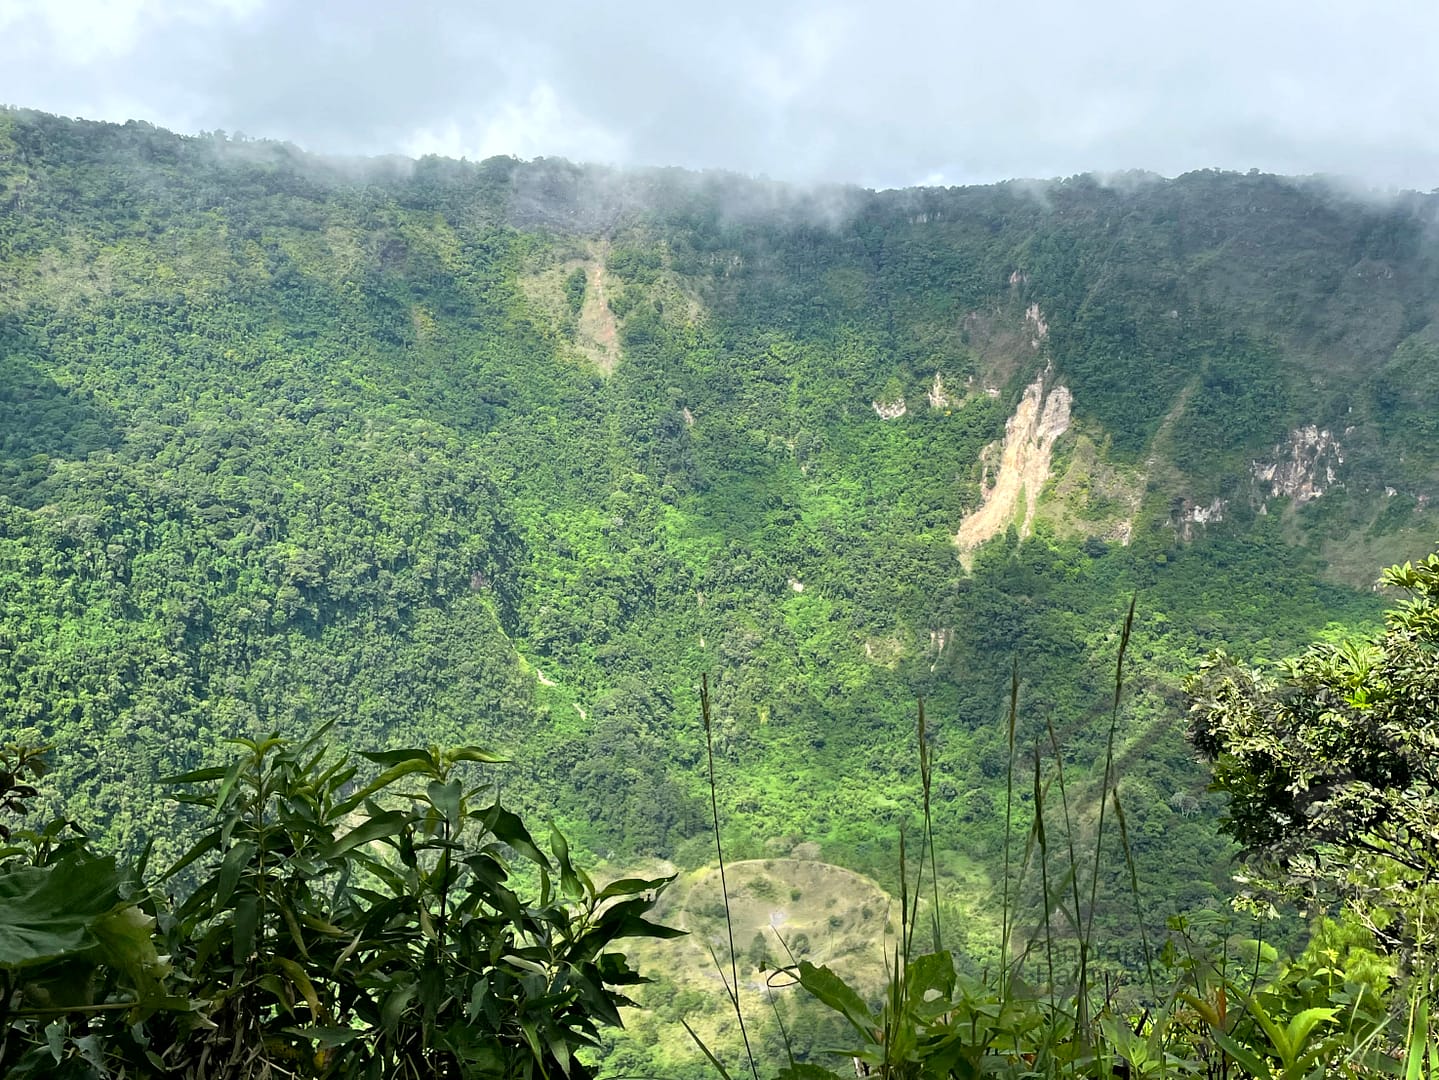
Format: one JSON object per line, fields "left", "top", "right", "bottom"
{"left": 1213, "top": 1030, "right": 1273, "bottom": 1080}
{"left": 358, "top": 748, "right": 434, "bottom": 767}
{"left": 213, "top": 757, "right": 245, "bottom": 812}
{"left": 1243, "top": 990, "right": 1291, "bottom": 1062}
{"left": 298, "top": 718, "right": 339, "bottom": 756}
{"left": 569, "top": 968, "right": 624, "bottom": 1028}
{"left": 573, "top": 911, "right": 684, "bottom": 959}
{"left": 278, "top": 901, "right": 311, "bottom": 957}
{"left": 157, "top": 766, "right": 229, "bottom": 785}
{"left": 444, "top": 746, "right": 508, "bottom": 765}
{"left": 334, "top": 760, "right": 434, "bottom": 815}
{"left": 796, "top": 960, "right": 877, "bottom": 1037}
{"left": 274, "top": 955, "right": 324, "bottom": 1020}
{"left": 544, "top": 1027, "right": 572, "bottom": 1076}
{"left": 477, "top": 803, "right": 548, "bottom": 867}
{"left": 1406, "top": 991, "right": 1431, "bottom": 1080}
{"left": 1283, "top": 1007, "right": 1337, "bottom": 1057}
{"left": 551, "top": 822, "right": 581, "bottom": 897}
{"left": 0, "top": 852, "right": 122, "bottom": 968}
{"left": 680, "top": 1017, "right": 735, "bottom": 1080}
{"left": 427, "top": 779, "right": 462, "bottom": 830}
{"left": 214, "top": 840, "right": 256, "bottom": 910}
{"left": 905, "top": 950, "right": 955, "bottom": 999}
{"left": 323, "top": 810, "right": 410, "bottom": 858}
{"left": 1179, "top": 992, "right": 1224, "bottom": 1029}
{"left": 232, "top": 894, "right": 259, "bottom": 965}
{"left": 596, "top": 875, "right": 672, "bottom": 901}
{"left": 381, "top": 982, "right": 417, "bottom": 1034}
{"left": 518, "top": 1018, "right": 544, "bottom": 1067}
{"left": 503, "top": 953, "right": 550, "bottom": 976}
{"left": 90, "top": 903, "right": 165, "bottom": 991}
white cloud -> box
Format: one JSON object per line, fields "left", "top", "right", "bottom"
{"left": 403, "top": 83, "right": 627, "bottom": 164}
{"left": 742, "top": 8, "right": 855, "bottom": 106}
{"left": 0, "top": 0, "right": 259, "bottom": 62}
{"left": 1, "top": 0, "right": 152, "bottom": 61}
{"left": 4, "top": 0, "right": 1439, "bottom": 190}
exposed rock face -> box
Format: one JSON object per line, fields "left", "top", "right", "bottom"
{"left": 872, "top": 398, "right": 907, "bottom": 420}
{"left": 1252, "top": 426, "right": 1344, "bottom": 505}
{"left": 955, "top": 370, "right": 1072, "bottom": 558}
{"left": 927, "top": 372, "right": 957, "bottom": 410}
{"left": 928, "top": 627, "right": 951, "bottom": 673}
{"left": 1185, "top": 498, "right": 1225, "bottom": 525}
{"left": 1025, "top": 303, "right": 1049, "bottom": 348}
{"left": 1173, "top": 497, "right": 1226, "bottom": 540}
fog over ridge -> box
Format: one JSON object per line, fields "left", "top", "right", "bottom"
{"left": 5, "top": 0, "right": 1439, "bottom": 192}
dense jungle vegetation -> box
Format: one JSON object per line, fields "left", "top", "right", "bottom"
{"left": 4, "top": 107, "right": 1439, "bottom": 1074}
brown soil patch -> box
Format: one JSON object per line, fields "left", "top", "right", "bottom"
{"left": 955, "top": 371, "right": 1071, "bottom": 565}
{"left": 575, "top": 240, "right": 621, "bottom": 375}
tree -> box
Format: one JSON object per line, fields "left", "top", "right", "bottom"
{"left": 1186, "top": 553, "right": 1439, "bottom": 961}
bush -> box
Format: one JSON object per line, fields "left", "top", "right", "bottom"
{"left": 0, "top": 732, "right": 677, "bottom": 1079}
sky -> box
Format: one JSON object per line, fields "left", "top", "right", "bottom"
{"left": 3, "top": 0, "right": 1438, "bottom": 192}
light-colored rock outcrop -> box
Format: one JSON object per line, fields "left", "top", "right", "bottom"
{"left": 1252, "top": 426, "right": 1344, "bottom": 505}
{"left": 1025, "top": 303, "right": 1049, "bottom": 348}
{"left": 927, "top": 372, "right": 958, "bottom": 410}
{"left": 872, "top": 398, "right": 907, "bottom": 420}
{"left": 1174, "top": 497, "right": 1227, "bottom": 540}
{"left": 955, "top": 370, "right": 1072, "bottom": 560}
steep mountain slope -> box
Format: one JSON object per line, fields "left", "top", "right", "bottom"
{"left": 1, "top": 109, "right": 1433, "bottom": 964}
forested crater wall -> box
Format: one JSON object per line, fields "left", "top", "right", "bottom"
{"left": 0, "top": 110, "right": 1433, "bottom": 984}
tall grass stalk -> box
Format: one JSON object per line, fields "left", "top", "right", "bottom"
{"left": 776, "top": 595, "right": 1427, "bottom": 1079}
{"left": 1033, "top": 740, "right": 1060, "bottom": 1053}
{"left": 1111, "top": 785, "right": 1158, "bottom": 1003}
{"left": 917, "top": 699, "right": 943, "bottom": 955}
{"left": 894, "top": 828, "right": 912, "bottom": 1074}
{"left": 1404, "top": 907, "right": 1438, "bottom": 1079}
{"left": 1046, "top": 717, "right": 1087, "bottom": 956}
{"left": 1078, "top": 596, "right": 1136, "bottom": 1043}
{"left": 699, "top": 674, "right": 759, "bottom": 1080}
{"left": 1000, "top": 660, "right": 1019, "bottom": 998}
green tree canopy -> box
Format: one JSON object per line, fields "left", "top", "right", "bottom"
{"left": 1187, "top": 553, "right": 1439, "bottom": 959}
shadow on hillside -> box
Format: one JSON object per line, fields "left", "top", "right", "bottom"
{"left": 0, "top": 315, "right": 122, "bottom": 506}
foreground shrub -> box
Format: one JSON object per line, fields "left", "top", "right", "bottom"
{"left": 0, "top": 729, "right": 676, "bottom": 1078}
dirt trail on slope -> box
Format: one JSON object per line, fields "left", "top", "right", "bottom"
{"left": 575, "top": 239, "right": 620, "bottom": 374}
{"left": 955, "top": 371, "right": 1071, "bottom": 564}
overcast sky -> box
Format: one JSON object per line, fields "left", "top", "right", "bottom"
{"left": 3, "top": 0, "right": 1437, "bottom": 191}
